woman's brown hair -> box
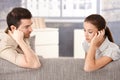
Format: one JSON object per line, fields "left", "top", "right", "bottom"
{"left": 84, "top": 14, "right": 114, "bottom": 42}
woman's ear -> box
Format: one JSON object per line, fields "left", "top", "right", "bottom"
{"left": 10, "top": 25, "right": 16, "bottom": 32}
{"left": 101, "top": 29, "right": 105, "bottom": 35}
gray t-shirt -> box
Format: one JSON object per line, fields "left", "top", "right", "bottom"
{"left": 82, "top": 37, "right": 120, "bottom": 60}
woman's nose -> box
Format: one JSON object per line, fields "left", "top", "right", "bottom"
{"left": 84, "top": 32, "right": 88, "bottom": 37}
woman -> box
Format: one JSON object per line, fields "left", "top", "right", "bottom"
{"left": 82, "top": 14, "right": 120, "bottom": 72}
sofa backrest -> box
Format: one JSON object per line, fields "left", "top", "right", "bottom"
{"left": 0, "top": 57, "right": 120, "bottom": 80}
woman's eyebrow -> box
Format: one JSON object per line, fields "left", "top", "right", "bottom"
{"left": 87, "top": 29, "right": 93, "bottom": 31}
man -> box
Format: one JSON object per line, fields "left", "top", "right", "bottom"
{"left": 0, "top": 7, "right": 41, "bottom": 68}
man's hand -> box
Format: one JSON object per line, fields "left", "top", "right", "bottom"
{"left": 8, "top": 30, "right": 24, "bottom": 43}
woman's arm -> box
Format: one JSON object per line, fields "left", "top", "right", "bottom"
{"left": 84, "top": 31, "right": 112, "bottom": 72}
{"left": 84, "top": 44, "right": 112, "bottom": 72}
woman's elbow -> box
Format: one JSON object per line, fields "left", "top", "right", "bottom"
{"left": 84, "top": 67, "right": 92, "bottom": 72}
{"left": 84, "top": 65, "right": 96, "bottom": 72}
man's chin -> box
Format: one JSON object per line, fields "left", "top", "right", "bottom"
{"left": 24, "top": 35, "right": 30, "bottom": 38}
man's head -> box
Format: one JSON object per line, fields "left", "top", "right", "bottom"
{"left": 6, "top": 7, "right": 33, "bottom": 38}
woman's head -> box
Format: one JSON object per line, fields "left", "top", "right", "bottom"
{"left": 83, "top": 14, "right": 114, "bottom": 43}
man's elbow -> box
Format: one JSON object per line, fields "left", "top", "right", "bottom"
{"left": 22, "top": 61, "right": 41, "bottom": 69}
{"left": 31, "top": 62, "right": 41, "bottom": 69}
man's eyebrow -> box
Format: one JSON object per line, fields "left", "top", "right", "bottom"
{"left": 26, "top": 23, "right": 33, "bottom": 26}
{"left": 31, "top": 22, "right": 33, "bottom": 25}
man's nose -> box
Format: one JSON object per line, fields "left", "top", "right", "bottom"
{"left": 29, "top": 27, "right": 33, "bottom": 32}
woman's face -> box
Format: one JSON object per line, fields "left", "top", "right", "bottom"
{"left": 83, "top": 22, "right": 98, "bottom": 43}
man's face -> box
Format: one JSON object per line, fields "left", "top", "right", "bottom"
{"left": 17, "top": 19, "right": 33, "bottom": 38}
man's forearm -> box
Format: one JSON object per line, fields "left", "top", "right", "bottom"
{"left": 18, "top": 40, "right": 41, "bottom": 68}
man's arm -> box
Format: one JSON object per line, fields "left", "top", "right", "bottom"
{"left": 17, "top": 40, "right": 41, "bottom": 68}
{"left": 2, "top": 30, "right": 41, "bottom": 68}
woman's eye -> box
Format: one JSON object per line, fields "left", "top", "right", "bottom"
{"left": 88, "top": 32, "right": 93, "bottom": 34}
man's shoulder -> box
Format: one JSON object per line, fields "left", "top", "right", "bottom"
{"left": 0, "top": 33, "right": 9, "bottom": 41}
{"left": 0, "top": 32, "right": 17, "bottom": 47}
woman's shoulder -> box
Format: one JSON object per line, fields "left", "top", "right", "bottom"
{"left": 103, "top": 41, "right": 120, "bottom": 61}
{"left": 109, "top": 42, "right": 119, "bottom": 50}
{"left": 82, "top": 40, "right": 88, "bottom": 47}
{"left": 103, "top": 37, "right": 119, "bottom": 50}
{"left": 82, "top": 40, "right": 90, "bottom": 52}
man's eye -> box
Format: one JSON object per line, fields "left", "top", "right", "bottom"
{"left": 25, "top": 26, "right": 29, "bottom": 29}
{"left": 84, "top": 29, "right": 86, "bottom": 32}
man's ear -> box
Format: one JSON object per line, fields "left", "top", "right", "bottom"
{"left": 10, "top": 25, "right": 16, "bottom": 32}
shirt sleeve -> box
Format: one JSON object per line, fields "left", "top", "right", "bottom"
{"left": 0, "top": 47, "right": 18, "bottom": 63}
{"left": 82, "top": 40, "right": 89, "bottom": 53}
{"left": 103, "top": 45, "right": 120, "bottom": 61}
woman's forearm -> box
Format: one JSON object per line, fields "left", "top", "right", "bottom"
{"left": 84, "top": 45, "right": 97, "bottom": 72}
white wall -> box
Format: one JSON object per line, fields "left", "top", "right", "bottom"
{"left": 31, "top": 28, "right": 59, "bottom": 58}
{"left": 74, "top": 29, "right": 85, "bottom": 59}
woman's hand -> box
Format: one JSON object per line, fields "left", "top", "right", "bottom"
{"left": 8, "top": 30, "right": 24, "bottom": 43}
{"left": 90, "top": 30, "right": 105, "bottom": 48}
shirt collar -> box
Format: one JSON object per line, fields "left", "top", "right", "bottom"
{"left": 98, "top": 37, "right": 110, "bottom": 52}
{"left": 2, "top": 33, "right": 29, "bottom": 48}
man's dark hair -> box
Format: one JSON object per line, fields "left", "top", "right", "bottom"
{"left": 7, "top": 7, "right": 32, "bottom": 30}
